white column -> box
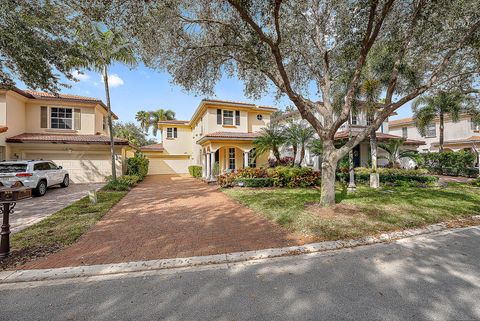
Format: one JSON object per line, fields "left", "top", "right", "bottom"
{"left": 202, "top": 153, "right": 207, "bottom": 178}
{"left": 206, "top": 153, "right": 211, "bottom": 179}
{"left": 244, "top": 151, "right": 249, "bottom": 168}
{"left": 210, "top": 152, "right": 216, "bottom": 179}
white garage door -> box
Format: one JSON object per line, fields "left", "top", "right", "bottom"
{"left": 24, "top": 152, "right": 122, "bottom": 183}
{"left": 147, "top": 158, "right": 191, "bottom": 175}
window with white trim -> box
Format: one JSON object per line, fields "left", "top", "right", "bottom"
{"left": 351, "top": 111, "right": 358, "bottom": 125}
{"left": 471, "top": 117, "right": 480, "bottom": 131}
{"left": 424, "top": 123, "right": 436, "bottom": 137}
{"left": 223, "top": 110, "right": 234, "bottom": 125}
{"left": 166, "top": 127, "right": 178, "bottom": 139}
{"left": 228, "top": 148, "right": 235, "bottom": 170}
{"left": 50, "top": 107, "right": 73, "bottom": 129}
{"left": 366, "top": 114, "right": 374, "bottom": 126}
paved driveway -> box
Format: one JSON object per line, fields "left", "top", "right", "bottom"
{"left": 11, "top": 183, "right": 104, "bottom": 234}
{"left": 22, "top": 175, "right": 306, "bottom": 269}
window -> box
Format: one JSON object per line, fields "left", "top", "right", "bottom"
{"left": 228, "top": 148, "right": 236, "bottom": 170}
{"left": 50, "top": 107, "right": 73, "bottom": 129}
{"left": 217, "top": 109, "right": 222, "bottom": 124}
{"left": 366, "top": 114, "right": 374, "bottom": 126}
{"left": 471, "top": 118, "right": 480, "bottom": 131}
{"left": 34, "top": 162, "right": 50, "bottom": 171}
{"left": 223, "top": 110, "right": 234, "bottom": 125}
{"left": 166, "top": 127, "right": 178, "bottom": 139}
{"left": 351, "top": 111, "right": 358, "bottom": 125}
{"left": 424, "top": 123, "right": 436, "bottom": 137}
{"left": 47, "top": 162, "right": 58, "bottom": 170}
{"left": 402, "top": 127, "right": 408, "bottom": 138}
{"left": 248, "top": 148, "right": 257, "bottom": 168}
{"left": 256, "top": 114, "right": 263, "bottom": 121}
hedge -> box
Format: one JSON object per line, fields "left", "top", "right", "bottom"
{"left": 234, "top": 178, "right": 273, "bottom": 187}
{"left": 188, "top": 165, "right": 203, "bottom": 178}
{"left": 127, "top": 153, "right": 149, "bottom": 180}
{"left": 421, "top": 151, "right": 477, "bottom": 177}
{"left": 336, "top": 167, "right": 438, "bottom": 186}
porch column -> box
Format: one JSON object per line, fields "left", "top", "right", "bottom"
{"left": 210, "top": 152, "right": 216, "bottom": 180}
{"left": 203, "top": 153, "right": 207, "bottom": 178}
{"left": 206, "top": 153, "right": 211, "bottom": 179}
{"left": 244, "top": 151, "right": 249, "bottom": 168}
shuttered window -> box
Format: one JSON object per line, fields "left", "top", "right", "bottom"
{"left": 40, "top": 106, "right": 48, "bottom": 128}
{"left": 74, "top": 108, "right": 81, "bottom": 130}
{"left": 235, "top": 110, "right": 240, "bottom": 126}
{"left": 217, "top": 109, "right": 222, "bottom": 124}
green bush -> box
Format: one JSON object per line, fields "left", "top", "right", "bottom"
{"left": 104, "top": 175, "right": 140, "bottom": 191}
{"left": 127, "top": 152, "right": 149, "bottom": 180}
{"left": 188, "top": 165, "right": 203, "bottom": 178}
{"left": 267, "top": 166, "right": 321, "bottom": 187}
{"left": 471, "top": 178, "right": 480, "bottom": 187}
{"left": 336, "top": 167, "right": 438, "bottom": 186}
{"left": 218, "top": 172, "right": 236, "bottom": 187}
{"left": 421, "top": 151, "right": 476, "bottom": 177}
{"left": 234, "top": 177, "right": 273, "bottom": 187}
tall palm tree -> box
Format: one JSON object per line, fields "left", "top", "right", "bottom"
{"left": 253, "top": 123, "right": 286, "bottom": 163}
{"left": 413, "top": 91, "right": 468, "bottom": 153}
{"left": 135, "top": 110, "right": 151, "bottom": 133}
{"left": 77, "top": 26, "right": 136, "bottom": 180}
{"left": 378, "top": 138, "right": 417, "bottom": 168}
{"left": 149, "top": 109, "right": 176, "bottom": 137}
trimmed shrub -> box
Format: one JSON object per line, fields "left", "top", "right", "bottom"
{"left": 218, "top": 172, "right": 237, "bottom": 188}
{"left": 268, "top": 166, "right": 321, "bottom": 187}
{"left": 336, "top": 167, "right": 438, "bottom": 186}
{"left": 235, "top": 167, "right": 269, "bottom": 178}
{"left": 234, "top": 178, "right": 273, "bottom": 187}
{"left": 421, "top": 151, "right": 476, "bottom": 177}
{"left": 127, "top": 153, "right": 149, "bottom": 180}
{"left": 188, "top": 165, "right": 202, "bottom": 178}
{"left": 104, "top": 174, "right": 141, "bottom": 191}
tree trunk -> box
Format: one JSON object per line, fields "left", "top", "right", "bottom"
{"left": 370, "top": 129, "right": 380, "bottom": 188}
{"left": 292, "top": 144, "right": 298, "bottom": 167}
{"left": 439, "top": 112, "right": 444, "bottom": 153}
{"left": 319, "top": 145, "right": 338, "bottom": 207}
{"left": 299, "top": 145, "right": 305, "bottom": 167}
{"left": 103, "top": 65, "right": 117, "bottom": 181}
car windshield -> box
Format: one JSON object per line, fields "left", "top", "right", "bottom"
{"left": 0, "top": 164, "right": 28, "bottom": 173}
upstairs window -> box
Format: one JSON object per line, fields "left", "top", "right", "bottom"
{"left": 51, "top": 108, "right": 73, "bottom": 129}
{"left": 366, "top": 114, "right": 374, "bottom": 126}
{"left": 166, "top": 127, "right": 178, "bottom": 139}
{"left": 351, "top": 111, "right": 358, "bottom": 125}
{"left": 424, "top": 123, "right": 436, "bottom": 137}
{"left": 471, "top": 118, "right": 480, "bottom": 131}
{"left": 402, "top": 127, "right": 408, "bottom": 138}
{"left": 223, "top": 110, "right": 234, "bottom": 125}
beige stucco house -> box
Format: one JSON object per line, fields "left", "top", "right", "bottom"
{"left": 0, "top": 87, "right": 134, "bottom": 183}
{"left": 141, "top": 99, "right": 276, "bottom": 178}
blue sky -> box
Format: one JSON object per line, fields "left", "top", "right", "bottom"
{"left": 20, "top": 62, "right": 413, "bottom": 127}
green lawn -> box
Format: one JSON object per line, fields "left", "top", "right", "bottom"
{"left": 1, "top": 190, "right": 127, "bottom": 270}
{"left": 223, "top": 184, "right": 480, "bottom": 240}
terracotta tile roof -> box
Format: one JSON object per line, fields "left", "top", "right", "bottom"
{"left": 201, "top": 99, "right": 277, "bottom": 110}
{"left": 389, "top": 117, "right": 414, "bottom": 127}
{"left": 431, "top": 136, "right": 480, "bottom": 145}
{"left": 197, "top": 131, "right": 261, "bottom": 143}
{"left": 334, "top": 131, "right": 425, "bottom": 145}
{"left": 140, "top": 143, "right": 164, "bottom": 151}
{"left": 0, "top": 127, "right": 7, "bottom": 134}
{"left": 6, "top": 133, "right": 130, "bottom": 145}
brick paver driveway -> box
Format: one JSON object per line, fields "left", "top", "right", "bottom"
{"left": 23, "top": 175, "right": 305, "bottom": 269}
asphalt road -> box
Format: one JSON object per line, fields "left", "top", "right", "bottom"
{"left": 1, "top": 226, "right": 479, "bottom": 321}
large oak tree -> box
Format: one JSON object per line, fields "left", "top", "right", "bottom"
{"left": 91, "top": 0, "right": 480, "bottom": 206}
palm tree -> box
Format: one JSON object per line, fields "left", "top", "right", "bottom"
{"left": 378, "top": 138, "right": 417, "bottom": 168}
{"left": 413, "top": 91, "right": 468, "bottom": 153}
{"left": 286, "top": 122, "right": 315, "bottom": 166}
{"left": 149, "top": 109, "right": 176, "bottom": 137}
{"left": 135, "top": 110, "right": 151, "bottom": 133}
{"left": 253, "top": 123, "right": 286, "bottom": 163}
{"left": 76, "top": 26, "right": 136, "bottom": 180}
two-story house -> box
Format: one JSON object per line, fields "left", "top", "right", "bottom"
{"left": 0, "top": 87, "right": 134, "bottom": 183}
{"left": 276, "top": 109, "right": 424, "bottom": 169}
{"left": 140, "top": 99, "right": 276, "bottom": 178}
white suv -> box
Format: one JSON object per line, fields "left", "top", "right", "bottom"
{"left": 0, "top": 160, "right": 69, "bottom": 196}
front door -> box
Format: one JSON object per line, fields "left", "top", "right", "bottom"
{"left": 228, "top": 148, "right": 235, "bottom": 170}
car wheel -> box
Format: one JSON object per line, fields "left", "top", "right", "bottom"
{"left": 60, "top": 175, "right": 69, "bottom": 188}
{"left": 35, "top": 180, "right": 47, "bottom": 196}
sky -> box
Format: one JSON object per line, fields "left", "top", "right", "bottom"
{"left": 18, "top": 62, "right": 413, "bottom": 136}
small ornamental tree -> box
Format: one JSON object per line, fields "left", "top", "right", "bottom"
{"left": 101, "top": 0, "right": 480, "bottom": 206}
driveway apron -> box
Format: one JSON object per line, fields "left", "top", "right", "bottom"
{"left": 22, "top": 175, "right": 305, "bottom": 269}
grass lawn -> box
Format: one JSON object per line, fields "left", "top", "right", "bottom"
{"left": 223, "top": 184, "right": 480, "bottom": 241}
{"left": 0, "top": 190, "right": 127, "bottom": 270}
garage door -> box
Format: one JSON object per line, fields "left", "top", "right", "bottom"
{"left": 147, "top": 158, "right": 191, "bottom": 175}
{"left": 24, "top": 152, "right": 122, "bottom": 183}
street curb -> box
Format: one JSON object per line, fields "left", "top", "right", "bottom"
{"left": 1, "top": 217, "right": 479, "bottom": 284}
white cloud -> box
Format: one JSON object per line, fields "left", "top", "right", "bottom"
{"left": 107, "top": 74, "right": 124, "bottom": 88}
{"left": 72, "top": 70, "right": 90, "bottom": 82}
